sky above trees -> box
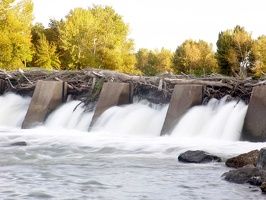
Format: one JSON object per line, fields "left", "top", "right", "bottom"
{"left": 32, "top": 0, "right": 266, "bottom": 51}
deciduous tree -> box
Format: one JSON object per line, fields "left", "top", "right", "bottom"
{"left": 0, "top": 0, "right": 33, "bottom": 70}
{"left": 252, "top": 35, "right": 266, "bottom": 77}
{"left": 172, "top": 40, "right": 218, "bottom": 75}
{"left": 135, "top": 48, "right": 173, "bottom": 76}
{"left": 59, "top": 5, "right": 138, "bottom": 73}
{"left": 35, "top": 34, "right": 61, "bottom": 70}
{"left": 216, "top": 25, "right": 255, "bottom": 78}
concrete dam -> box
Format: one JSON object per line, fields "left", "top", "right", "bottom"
{"left": 0, "top": 69, "right": 265, "bottom": 142}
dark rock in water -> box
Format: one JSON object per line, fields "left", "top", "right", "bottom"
{"left": 257, "top": 148, "right": 266, "bottom": 169}
{"left": 225, "top": 150, "right": 259, "bottom": 169}
{"left": 178, "top": 150, "right": 222, "bottom": 163}
{"left": 11, "top": 141, "right": 27, "bottom": 146}
{"left": 222, "top": 165, "right": 260, "bottom": 184}
{"left": 248, "top": 175, "right": 266, "bottom": 186}
{"left": 260, "top": 182, "right": 266, "bottom": 192}
{"left": 223, "top": 148, "right": 266, "bottom": 187}
{"left": 222, "top": 164, "right": 266, "bottom": 185}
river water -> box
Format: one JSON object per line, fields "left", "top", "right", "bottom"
{"left": 0, "top": 93, "right": 265, "bottom": 199}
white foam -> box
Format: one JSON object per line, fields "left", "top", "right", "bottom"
{"left": 91, "top": 100, "right": 168, "bottom": 137}
{"left": 44, "top": 100, "right": 93, "bottom": 131}
{"left": 171, "top": 97, "right": 248, "bottom": 141}
{"left": 0, "top": 93, "right": 31, "bottom": 127}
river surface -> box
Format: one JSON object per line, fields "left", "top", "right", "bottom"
{"left": 0, "top": 93, "right": 265, "bottom": 199}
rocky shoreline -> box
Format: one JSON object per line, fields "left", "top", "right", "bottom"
{"left": 178, "top": 148, "right": 266, "bottom": 193}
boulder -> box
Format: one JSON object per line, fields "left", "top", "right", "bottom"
{"left": 223, "top": 148, "right": 266, "bottom": 186}
{"left": 11, "top": 141, "right": 27, "bottom": 146}
{"left": 225, "top": 150, "right": 259, "bottom": 168}
{"left": 257, "top": 148, "right": 266, "bottom": 169}
{"left": 260, "top": 182, "right": 266, "bottom": 192}
{"left": 178, "top": 150, "right": 222, "bottom": 163}
{"left": 222, "top": 165, "right": 260, "bottom": 184}
{"left": 248, "top": 174, "right": 266, "bottom": 186}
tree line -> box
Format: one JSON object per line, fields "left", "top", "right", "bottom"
{"left": 1, "top": 0, "right": 266, "bottom": 78}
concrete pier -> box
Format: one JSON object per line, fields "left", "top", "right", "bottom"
{"left": 90, "top": 82, "right": 132, "bottom": 128}
{"left": 21, "top": 80, "right": 67, "bottom": 129}
{"left": 242, "top": 86, "right": 266, "bottom": 142}
{"left": 160, "top": 84, "right": 204, "bottom": 136}
{"left": 0, "top": 79, "right": 6, "bottom": 95}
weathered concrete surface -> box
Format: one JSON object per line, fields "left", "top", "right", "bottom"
{"left": 90, "top": 82, "right": 132, "bottom": 127}
{"left": 257, "top": 148, "right": 266, "bottom": 169}
{"left": 242, "top": 86, "right": 266, "bottom": 142}
{"left": 160, "top": 85, "right": 204, "bottom": 136}
{"left": 0, "top": 79, "right": 6, "bottom": 95}
{"left": 22, "top": 80, "right": 67, "bottom": 129}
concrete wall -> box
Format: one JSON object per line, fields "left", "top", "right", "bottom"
{"left": 90, "top": 82, "right": 132, "bottom": 128}
{"left": 160, "top": 84, "right": 204, "bottom": 136}
{"left": 0, "top": 79, "right": 6, "bottom": 95}
{"left": 242, "top": 86, "right": 266, "bottom": 142}
{"left": 21, "top": 80, "right": 67, "bottom": 129}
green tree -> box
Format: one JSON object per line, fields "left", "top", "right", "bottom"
{"left": 35, "top": 34, "right": 61, "bottom": 70}
{"left": 30, "top": 22, "right": 45, "bottom": 67}
{"left": 216, "top": 25, "right": 255, "bottom": 78}
{"left": 135, "top": 48, "right": 173, "bottom": 76}
{"left": 135, "top": 48, "right": 157, "bottom": 76}
{"left": 155, "top": 48, "right": 174, "bottom": 74}
{"left": 172, "top": 39, "right": 218, "bottom": 75}
{"left": 31, "top": 19, "right": 69, "bottom": 69}
{"left": 0, "top": 0, "right": 33, "bottom": 70}
{"left": 216, "top": 30, "right": 233, "bottom": 75}
{"left": 252, "top": 35, "right": 266, "bottom": 77}
{"left": 59, "top": 5, "right": 138, "bottom": 73}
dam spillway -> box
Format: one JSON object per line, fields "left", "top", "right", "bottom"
{"left": 0, "top": 69, "right": 266, "bottom": 141}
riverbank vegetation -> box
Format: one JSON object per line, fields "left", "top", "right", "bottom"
{"left": 1, "top": 0, "right": 266, "bottom": 78}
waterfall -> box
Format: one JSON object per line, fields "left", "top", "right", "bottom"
{"left": 0, "top": 93, "right": 248, "bottom": 141}
{"left": 0, "top": 92, "right": 31, "bottom": 128}
{"left": 90, "top": 100, "right": 168, "bottom": 137}
{"left": 170, "top": 96, "right": 248, "bottom": 141}
{"left": 44, "top": 100, "right": 94, "bottom": 131}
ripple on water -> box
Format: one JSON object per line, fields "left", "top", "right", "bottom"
{"left": 26, "top": 191, "right": 54, "bottom": 199}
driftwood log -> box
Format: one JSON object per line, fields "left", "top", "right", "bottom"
{"left": 0, "top": 68, "right": 265, "bottom": 105}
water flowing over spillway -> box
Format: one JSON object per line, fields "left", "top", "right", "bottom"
{"left": 0, "top": 93, "right": 265, "bottom": 199}
{"left": 0, "top": 93, "right": 31, "bottom": 128}
{"left": 171, "top": 97, "right": 248, "bottom": 141}
{"left": 0, "top": 93, "right": 248, "bottom": 141}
